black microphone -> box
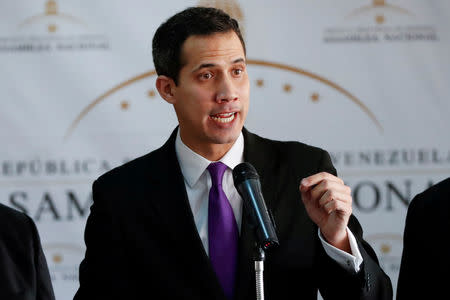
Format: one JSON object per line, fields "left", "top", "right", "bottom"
{"left": 232, "top": 162, "right": 279, "bottom": 250}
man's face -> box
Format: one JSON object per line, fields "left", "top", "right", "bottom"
{"left": 171, "top": 31, "right": 250, "bottom": 154}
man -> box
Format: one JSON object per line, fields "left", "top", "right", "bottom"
{"left": 0, "top": 203, "right": 55, "bottom": 300}
{"left": 397, "top": 177, "right": 450, "bottom": 299}
{"left": 75, "top": 7, "right": 392, "bottom": 300}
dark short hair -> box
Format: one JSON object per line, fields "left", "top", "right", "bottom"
{"left": 152, "top": 6, "right": 246, "bottom": 85}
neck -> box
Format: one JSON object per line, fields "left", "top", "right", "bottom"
{"left": 179, "top": 135, "right": 236, "bottom": 162}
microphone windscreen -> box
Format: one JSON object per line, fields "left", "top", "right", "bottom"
{"left": 232, "top": 162, "right": 259, "bottom": 185}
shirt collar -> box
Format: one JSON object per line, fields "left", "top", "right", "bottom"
{"left": 175, "top": 128, "right": 244, "bottom": 188}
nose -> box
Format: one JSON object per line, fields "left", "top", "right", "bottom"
{"left": 215, "top": 75, "right": 238, "bottom": 103}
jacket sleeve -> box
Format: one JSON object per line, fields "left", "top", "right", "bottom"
{"left": 27, "top": 215, "right": 56, "bottom": 300}
{"left": 316, "top": 150, "right": 393, "bottom": 300}
{"left": 396, "top": 192, "right": 427, "bottom": 300}
{"left": 74, "top": 179, "right": 115, "bottom": 300}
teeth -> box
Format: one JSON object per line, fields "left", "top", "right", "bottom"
{"left": 211, "top": 112, "right": 236, "bottom": 123}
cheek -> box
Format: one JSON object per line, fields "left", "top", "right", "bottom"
{"left": 238, "top": 76, "right": 250, "bottom": 95}
{"left": 179, "top": 90, "right": 213, "bottom": 122}
{"left": 239, "top": 81, "right": 250, "bottom": 106}
{"left": 189, "top": 87, "right": 213, "bottom": 109}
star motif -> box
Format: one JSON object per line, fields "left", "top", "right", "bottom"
{"left": 380, "top": 244, "right": 391, "bottom": 254}
{"left": 256, "top": 79, "right": 264, "bottom": 87}
{"left": 376, "top": 15, "right": 385, "bottom": 24}
{"left": 53, "top": 254, "right": 63, "bottom": 264}
{"left": 147, "top": 90, "right": 156, "bottom": 98}
{"left": 311, "top": 93, "right": 320, "bottom": 102}
{"left": 48, "top": 24, "right": 57, "bottom": 33}
{"left": 373, "top": 0, "right": 386, "bottom": 6}
{"left": 283, "top": 84, "right": 292, "bottom": 93}
{"left": 121, "top": 101, "right": 129, "bottom": 110}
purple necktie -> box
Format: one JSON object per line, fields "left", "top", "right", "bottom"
{"left": 207, "top": 162, "right": 239, "bottom": 300}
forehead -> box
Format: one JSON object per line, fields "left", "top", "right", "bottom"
{"left": 180, "top": 31, "right": 245, "bottom": 67}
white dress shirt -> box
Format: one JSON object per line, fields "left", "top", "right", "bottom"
{"left": 174, "top": 129, "right": 363, "bottom": 273}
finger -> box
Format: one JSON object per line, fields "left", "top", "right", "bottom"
{"left": 300, "top": 188, "right": 313, "bottom": 206}
{"left": 323, "top": 198, "right": 353, "bottom": 215}
{"left": 318, "top": 189, "right": 352, "bottom": 207}
{"left": 301, "top": 172, "right": 344, "bottom": 189}
{"left": 310, "top": 180, "right": 351, "bottom": 203}
{"left": 299, "top": 181, "right": 310, "bottom": 193}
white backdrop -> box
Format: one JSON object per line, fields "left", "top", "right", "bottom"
{"left": 1, "top": 0, "right": 449, "bottom": 299}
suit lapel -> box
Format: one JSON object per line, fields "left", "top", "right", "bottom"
{"left": 140, "top": 128, "right": 226, "bottom": 299}
{"left": 235, "top": 128, "right": 279, "bottom": 300}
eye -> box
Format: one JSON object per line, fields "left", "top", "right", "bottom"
{"left": 199, "top": 72, "right": 213, "bottom": 80}
{"left": 232, "top": 68, "right": 243, "bottom": 76}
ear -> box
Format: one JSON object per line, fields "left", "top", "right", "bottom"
{"left": 155, "top": 75, "right": 177, "bottom": 104}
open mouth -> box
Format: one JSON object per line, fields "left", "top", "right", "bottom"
{"left": 210, "top": 112, "right": 236, "bottom": 123}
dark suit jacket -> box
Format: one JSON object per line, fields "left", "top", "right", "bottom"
{"left": 0, "top": 203, "right": 55, "bottom": 300}
{"left": 74, "top": 128, "right": 392, "bottom": 300}
{"left": 397, "top": 177, "right": 450, "bottom": 300}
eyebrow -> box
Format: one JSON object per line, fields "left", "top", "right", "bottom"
{"left": 192, "top": 58, "right": 246, "bottom": 73}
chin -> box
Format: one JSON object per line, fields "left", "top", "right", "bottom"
{"left": 208, "top": 130, "right": 240, "bottom": 145}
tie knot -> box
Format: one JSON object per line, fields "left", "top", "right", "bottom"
{"left": 207, "top": 162, "right": 227, "bottom": 187}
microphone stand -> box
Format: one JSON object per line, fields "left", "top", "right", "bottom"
{"left": 253, "top": 244, "right": 265, "bottom": 300}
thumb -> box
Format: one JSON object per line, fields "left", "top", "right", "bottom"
{"left": 299, "top": 178, "right": 312, "bottom": 193}
{"left": 299, "top": 186, "right": 311, "bottom": 204}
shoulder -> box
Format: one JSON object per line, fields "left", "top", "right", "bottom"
{"left": 0, "top": 203, "right": 33, "bottom": 226}
{"left": 422, "top": 177, "right": 450, "bottom": 198}
{"left": 409, "top": 177, "right": 450, "bottom": 211}
{"left": 406, "top": 177, "right": 450, "bottom": 227}
{"left": 95, "top": 143, "right": 170, "bottom": 190}
{"left": 97, "top": 152, "right": 155, "bottom": 183}
{"left": 0, "top": 203, "right": 36, "bottom": 240}
{"left": 95, "top": 129, "right": 179, "bottom": 189}
{"left": 244, "top": 130, "right": 334, "bottom": 174}
{"left": 245, "top": 130, "right": 329, "bottom": 160}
